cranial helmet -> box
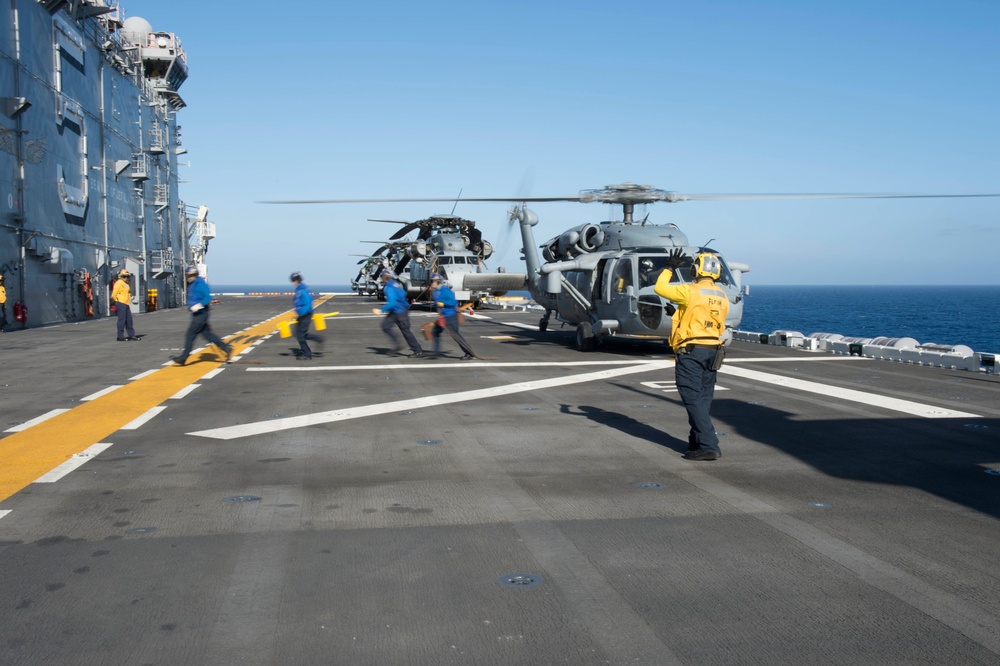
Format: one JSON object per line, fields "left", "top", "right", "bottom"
{"left": 430, "top": 273, "right": 443, "bottom": 282}
{"left": 290, "top": 271, "right": 302, "bottom": 282}
{"left": 691, "top": 253, "right": 722, "bottom": 280}
{"left": 118, "top": 269, "right": 130, "bottom": 277}
{"left": 185, "top": 265, "right": 199, "bottom": 277}
{"left": 640, "top": 259, "right": 654, "bottom": 271}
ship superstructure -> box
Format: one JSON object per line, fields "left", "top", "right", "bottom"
{"left": 0, "top": 0, "right": 213, "bottom": 327}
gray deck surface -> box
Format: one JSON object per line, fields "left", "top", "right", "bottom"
{"left": 1, "top": 294, "right": 999, "bottom": 665}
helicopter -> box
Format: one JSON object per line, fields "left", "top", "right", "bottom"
{"left": 358, "top": 213, "right": 526, "bottom": 305}
{"left": 266, "top": 182, "right": 1000, "bottom": 351}
{"left": 348, "top": 240, "right": 408, "bottom": 299}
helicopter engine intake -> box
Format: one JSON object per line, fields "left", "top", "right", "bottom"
{"left": 543, "top": 223, "right": 607, "bottom": 261}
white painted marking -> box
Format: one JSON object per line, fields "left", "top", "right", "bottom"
{"left": 245, "top": 360, "right": 668, "bottom": 372}
{"left": 719, "top": 365, "right": 981, "bottom": 418}
{"left": 190, "top": 361, "right": 671, "bottom": 440}
{"left": 4, "top": 409, "right": 71, "bottom": 433}
{"left": 129, "top": 369, "right": 159, "bottom": 381}
{"left": 121, "top": 406, "right": 168, "bottom": 430}
{"left": 202, "top": 368, "right": 225, "bottom": 380}
{"left": 170, "top": 384, "right": 201, "bottom": 400}
{"left": 252, "top": 339, "right": 264, "bottom": 346}
{"left": 34, "top": 442, "right": 114, "bottom": 483}
{"left": 639, "top": 380, "right": 728, "bottom": 393}
{"left": 503, "top": 321, "right": 549, "bottom": 332}
{"left": 727, "top": 356, "right": 866, "bottom": 363}
{"left": 80, "top": 385, "right": 123, "bottom": 401}
{"left": 0, "top": 510, "right": 10, "bottom": 521}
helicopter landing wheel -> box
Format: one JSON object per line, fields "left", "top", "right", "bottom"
{"left": 539, "top": 317, "right": 548, "bottom": 332}
{"left": 576, "top": 322, "right": 597, "bottom": 352}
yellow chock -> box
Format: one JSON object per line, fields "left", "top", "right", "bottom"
{"left": 278, "top": 312, "right": 337, "bottom": 337}
{"left": 313, "top": 312, "right": 339, "bottom": 331}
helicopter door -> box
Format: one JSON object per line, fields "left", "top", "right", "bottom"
{"left": 609, "top": 257, "right": 637, "bottom": 314}
{"left": 594, "top": 258, "right": 610, "bottom": 304}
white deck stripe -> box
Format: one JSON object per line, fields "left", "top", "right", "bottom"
{"left": 120, "top": 406, "right": 168, "bottom": 430}
{"left": 727, "top": 356, "right": 866, "bottom": 363}
{"left": 190, "top": 361, "right": 672, "bottom": 440}
{"left": 0, "top": 510, "right": 10, "bottom": 521}
{"left": 129, "top": 369, "right": 159, "bottom": 380}
{"left": 246, "top": 360, "right": 660, "bottom": 373}
{"left": 34, "top": 442, "right": 114, "bottom": 483}
{"left": 202, "top": 368, "right": 225, "bottom": 380}
{"left": 169, "top": 384, "right": 201, "bottom": 400}
{"left": 80, "top": 385, "right": 123, "bottom": 401}
{"left": 720, "top": 364, "right": 981, "bottom": 418}
{"left": 4, "top": 408, "right": 70, "bottom": 433}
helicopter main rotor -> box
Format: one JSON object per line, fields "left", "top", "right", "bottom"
{"left": 261, "top": 182, "right": 1000, "bottom": 224}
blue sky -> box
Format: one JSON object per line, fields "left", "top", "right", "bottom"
{"left": 133, "top": 0, "right": 1000, "bottom": 285}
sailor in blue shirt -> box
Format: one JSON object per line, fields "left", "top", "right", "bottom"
{"left": 430, "top": 273, "right": 477, "bottom": 360}
{"left": 291, "top": 272, "right": 323, "bottom": 360}
{"left": 170, "top": 265, "right": 233, "bottom": 366}
{"left": 372, "top": 270, "right": 423, "bottom": 357}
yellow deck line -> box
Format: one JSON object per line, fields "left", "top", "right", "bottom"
{"left": 0, "top": 299, "right": 330, "bottom": 502}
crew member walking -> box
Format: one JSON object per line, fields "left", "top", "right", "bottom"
{"left": 430, "top": 273, "right": 477, "bottom": 360}
{"left": 111, "top": 269, "right": 139, "bottom": 341}
{"left": 290, "top": 271, "right": 323, "bottom": 360}
{"left": 0, "top": 274, "right": 7, "bottom": 332}
{"left": 171, "top": 265, "right": 233, "bottom": 366}
{"left": 372, "top": 270, "right": 423, "bottom": 357}
{"left": 654, "top": 251, "right": 730, "bottom": 461}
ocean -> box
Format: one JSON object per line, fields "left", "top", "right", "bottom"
{"left": 740, "top": 285, "right": 1000, "bottom": 353}
{"left": 213, "top": 284, "right": 1000, "bottom": 354}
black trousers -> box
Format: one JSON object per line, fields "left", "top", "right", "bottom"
{"left": 381, "top": 311, "right": 422, "bottom": 354}
{"left": 177, "top": 309, "right": 230, "bottom": 362}
{"left": 674, "top": 347, "right": 721, "bottom": 453}
{"left": 433, "top": 313, "right": 475, "bottom": 356}
{"left": 295, "top": 313, "right": 323, "bottom": 357}
{"left": 115, "top": 303, "right": 135, "bottom": 339}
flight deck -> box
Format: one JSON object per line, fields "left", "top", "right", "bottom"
{"left": 1, "top": 294, "right": 999, "bottom": 665}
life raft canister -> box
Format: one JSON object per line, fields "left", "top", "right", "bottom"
{"left": 13, "top": 301, "right": 27, "bottom": 323}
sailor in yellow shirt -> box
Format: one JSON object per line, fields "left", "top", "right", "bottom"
{"left": 654, "top": 251, "right": 730, "bottom": 461}
{"left": 0, "top": 273, "right": 7, "bottom": 332}
{"left": 111, "top": 269, "right": 139, "bottom": 341}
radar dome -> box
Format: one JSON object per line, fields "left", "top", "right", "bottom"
{"left": 121, "top": 17, "right": 154, "bottom": 45}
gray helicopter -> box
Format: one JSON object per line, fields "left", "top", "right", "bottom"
{"left": 266, "top": 182, "right": 999, "bottom": 350}
{"left": 502, "top": 183, "right": 750, "bottom": 350}
{"left": 361, "top": 214, "right": 525, "bottom": 305}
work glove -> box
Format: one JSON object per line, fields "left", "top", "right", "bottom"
{"left": 665, "top": 248, "right": 687, "bottom": 271}
{"left": 189, "top": 303, "right": 204, "bottom": 313}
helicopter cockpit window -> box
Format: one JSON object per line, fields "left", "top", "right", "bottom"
{"left": 438, "top": 256, "right": 452, "bottom": 264}
{"left": 638, "top": 257, "right": 672, "bottom": 288}
{"left": 613, "top": 258, "right": 634, "bottom": 293}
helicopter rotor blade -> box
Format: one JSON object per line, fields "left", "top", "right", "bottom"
{"left": 390, "top": 222, "right": 423, "bottom": 240}
{"left": 673, "top": 193, "right": 1000, "bottom": 202}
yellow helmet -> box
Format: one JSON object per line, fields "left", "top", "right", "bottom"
{"left": 691, "top": 253, "right": 722, "bottom": 280}
{"left": 118, "top": 269, "right": 130, "bottom": 278}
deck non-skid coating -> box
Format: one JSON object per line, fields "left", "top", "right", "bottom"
{"left": 1, "top": 295, "right": 998, "bottom": 666}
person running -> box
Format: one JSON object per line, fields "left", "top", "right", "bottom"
{"left": 429, "top": 273, "right": 478, "bottom": 360}
{"left": 170, "top": 265, "right": 233, "bottom": 366}
{"left": 290, "top": 271, "right": 323, "bottom": 360}
{"left": 372, "top": 270, "right": 423, "bottom": 358}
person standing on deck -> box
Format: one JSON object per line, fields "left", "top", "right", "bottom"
{"left": 111, "top": 269, "right": 139, "bottom": 341}
{"left": 654, "top": 251, "right": 730, "bottom": 461}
